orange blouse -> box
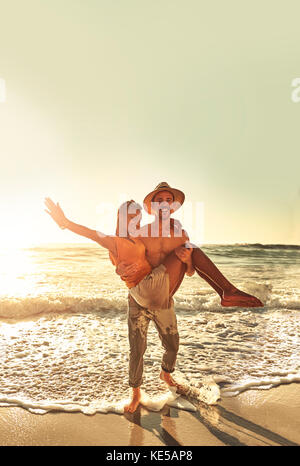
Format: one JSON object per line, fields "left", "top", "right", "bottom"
{"left": 109, "top": 236, "right": 152, "bottom": 288}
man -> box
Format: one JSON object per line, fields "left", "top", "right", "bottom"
{"left": 120, "top": 182, "right": 263, "bottom": 412}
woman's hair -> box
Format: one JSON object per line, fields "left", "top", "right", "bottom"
{"left": 115, "top": 200, "right": 142, "bottom": 236}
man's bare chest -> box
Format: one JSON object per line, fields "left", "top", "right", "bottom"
{"left": 140, "top": 236, "right": 186, "bottom": 266}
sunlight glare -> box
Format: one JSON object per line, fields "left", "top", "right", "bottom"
{"left": 0, "top": 247, "right": 38, "bottom": 297}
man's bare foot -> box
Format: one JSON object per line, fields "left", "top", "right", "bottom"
{"left": 124, "top": 387, "right": 141, "bottom": 413}
{"left": 221, "top": 287, "right": 263, "bottom": 307}
{"left": 160, "top": 370, "right": 177, "bottom": 386}
{"left": 159, "top": 370, "right": 186, "bottom": 394}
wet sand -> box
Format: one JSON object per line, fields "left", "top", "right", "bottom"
{"left": 0, "top": 383, "right": 299, "bottom": 446}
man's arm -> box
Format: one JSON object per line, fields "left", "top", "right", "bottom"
{"left": 175, "top": 243, "right": 195, "bottom": 276}
{"left": 174, "top": 228, "right": 195, "bottom": 277}
{"left": 185, "top": 255, "right": 195, "bottom": 276}
{"left": 183, "top": 232, "right": 195, "bottom": 276}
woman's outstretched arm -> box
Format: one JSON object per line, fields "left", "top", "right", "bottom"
{"left": 44, "top": 197, "right": 117, "bottom": 254}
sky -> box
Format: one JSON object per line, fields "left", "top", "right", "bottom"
{"left": 0, "top": 0, "right": 300, "bottom": 246}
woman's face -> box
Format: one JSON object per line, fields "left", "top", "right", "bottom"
{"left": 127, "top": 207, "right": 142, "bottom": 235}
{"left": 118, "top": 202, "right": 142, "bottom": 236}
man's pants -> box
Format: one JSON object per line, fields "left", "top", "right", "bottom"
{"left": 127, "top": 294, "right": 180, "bottom": 388}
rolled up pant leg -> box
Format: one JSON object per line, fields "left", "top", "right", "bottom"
{"left": 127, "top": 295, "right": 150, "bottom": 388}
{"left": 153, "top": 298, "right": 179, "bottom": 373}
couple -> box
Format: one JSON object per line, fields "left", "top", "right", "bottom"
{"left": 44, "top": 181, "right": 263, "bottom": 413}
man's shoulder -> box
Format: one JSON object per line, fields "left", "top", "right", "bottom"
{"left": 171, "top": 219, "right": 189, "bottom": 240}
{"left": 138, "top": 220, "right": 189, "bottom": 240}
{"left": 182, "top": 229, "right": 189, "bottom": 240}
{"left": 139, "top": 223, "right": 151, "bottom": 232}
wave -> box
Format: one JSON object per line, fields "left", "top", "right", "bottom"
{"left": 0, "top": 372, "right": 299, "bottom": 415}
{"left": 221, "top": 373, "right": 300, "bottom": 397}
{"left": 0, "top": 382, "right": 222, "bottom": 415}
{"left": 0, "top": 283, "right": 299, "bottom": 320}
{"left": 199, "top": 243, "right": 300, "bottom": 262}
{"left": 225, "top": 243, "right": 300, "bottom": 251}
{"left": 26, "top": 242, "right": 300, "bottom": 249}
{"left": 0, "top": 295, "right": 127, "bottom": 320}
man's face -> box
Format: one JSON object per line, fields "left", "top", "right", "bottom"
{"left": 152, "top": 190, "right": 175, "bottom": 219}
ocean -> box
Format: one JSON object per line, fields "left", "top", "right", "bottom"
{"left": 0, "top": 243, "right": 299, "bottom": 414}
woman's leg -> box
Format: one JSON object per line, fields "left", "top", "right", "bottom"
{"left": 191, "top": 245, "right": 263, "bottom": 307}
{"left": 163, "top": 246, "right": 232, "bottom": 298}
{"left": 163, "top": 248, "right": 231, "bottom": 299}
{"left": 191, "top": 246, "right": 235, "bottom": 294}
{"left": 193, "top": 268, "right": 224, "bottom": 298}
{"left": 162, "top": 245, "right": 263, "bottom": 307}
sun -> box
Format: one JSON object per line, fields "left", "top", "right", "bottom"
{"left": 0, "top": 246, "right": 38, "bottom": 297}
{"left": 0, "top": 195, "right": 57, "bottom": 250}
{"left": 0, "top": 215, "right": 39, "bottom": 250}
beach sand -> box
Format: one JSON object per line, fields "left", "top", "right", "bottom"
{"left": 0, "top": 383, "right": 299, "bottom": 446}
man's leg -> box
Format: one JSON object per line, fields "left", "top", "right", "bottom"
{"left": 153, "top": 300, "right": 181, "bottom": 388}
{"left": 191, "top": 245, "right": 263, "bottom": 307}
{"left": 125, "top": 295, "right": 150, "bottom": 413}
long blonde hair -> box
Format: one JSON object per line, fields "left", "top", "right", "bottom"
{"left": 109, "top": 200, "right": 141, "bottom": 266}
{"left": 115, "top": 200, "right": 142, "bottom": 237}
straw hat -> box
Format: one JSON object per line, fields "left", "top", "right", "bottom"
{"left": 143, "top": 182, "right": 185, "bottom": 214}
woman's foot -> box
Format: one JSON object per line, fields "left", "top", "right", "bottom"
{"left": 221, "top": 287, "right": 263, "bottom": 307}
{"left": 124, "top": 387, "right": 141, "bottom": 413}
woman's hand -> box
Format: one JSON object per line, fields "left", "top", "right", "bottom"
{"left": 44, "top": 197, "right": 68, "bottom": 229}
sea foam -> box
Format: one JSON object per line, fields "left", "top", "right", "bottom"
{"left": 0, "top": 243, "right": 299, "bottom": 415}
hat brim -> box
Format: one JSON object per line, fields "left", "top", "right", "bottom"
{"left": 143, "top": 187, "right": 185, "bottom": 215}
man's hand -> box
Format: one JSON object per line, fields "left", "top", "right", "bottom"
{"left": 175, "top": 242, "right": 195, "bottom": 276}
{"left": 175, "top": 242, "right": 193, "bottom": 263}
{"left": 116, "top": 262, "right": 141, "bottom": 282}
